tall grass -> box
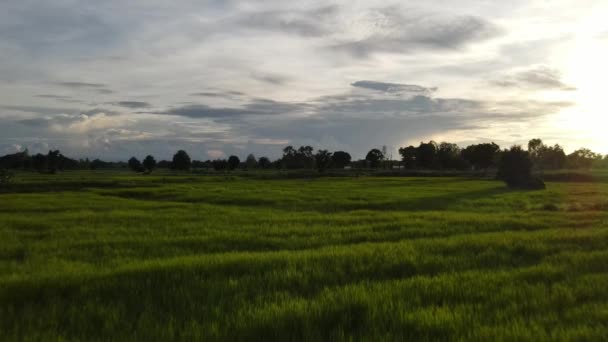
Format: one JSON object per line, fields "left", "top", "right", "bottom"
{"left": 1, "top": 171, "right": 607, "bottom": 340}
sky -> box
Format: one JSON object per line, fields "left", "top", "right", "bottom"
{"left": 1, "top": 0, "right": 607, "bottom": 160}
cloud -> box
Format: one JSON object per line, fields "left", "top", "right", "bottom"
{"left": 207, "top": 149, "right": 225, "bottom": 158}
{"left": 1, "top": 105, "right": 79, "bottom": 115}
{"left": 351, "top": 81, "right": 437, "bottom": 94}
{"left": 252, "top": 73, "right": 289, "bottom": 85}
{"left": 233, "top": 5, "right": 338, "bottom": 37}
{"left": 331, "top": 11, "right": 502, "bottom": 58}
{"left": 162, "top": 105, "right": 253, "bottom": 118}
{"left": 492, "top": 66, "right": 576, "bottom": 90}
{"left": 156, "top": 98, "right": 307, "bottom": 119}
{"left": 35, "top": 94, "right": 72, "bottom": 99}
{"left": 56, "top": 82, "right": 106, "bottom": 88}
{"left": 113, "top": 101, "right": 151, "bottom": 108}
{"left": 317, "top": 94, "right": 481, "bottom": 116}
{"left": 55, "top": 81, "right": 114, "bottom": 94}
{"left": 190, "top": 90, "right": 246, "bottom": 98}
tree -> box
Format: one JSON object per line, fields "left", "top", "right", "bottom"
{"left": 47, "top": 150, "right": 61, "bottom": 173}
{"left": 297, "top": 146, "right": 315, "bottom": 169}
{"left": 31, "top": 153, "right": 47, "bottom": 173}
{"left": 143, "top": 155, "right": 156, "bottom": 173}
{"left": 128, "top": 157, "right": 142, "bottom": 172}
{"left": 0, "top": 150, "right": 30, "bottom": 169}
{"left": 315, "top": 150, "right": 332, "bottom": 172}
{"left": 528, "top": 138, "right": 543, "bottom": 161}
{"left": 245, "top": 154, "right": 257, "bottom": 169}
{"left": 258, "top": 156, "right": 272, "bottom": 169}
{"left": 416, "top": 141, "right": 438, "bottom": 169}
{"left": 437, "top": 142, "right": 464, "bottom": 169}
{"left": 498, "top": 146, "right": 544, "bottom": 189}
{"left": 331, "top": 151, "right": 351, "bottom": 169}
{"left": 281, "top": 145, "right": 315, "bottom": 169}
{"left": 211, "top": 159, "right": 228, "bottom": 170}
{"left": 227, "top": 155, "right": 240, "bottom": 170}
{"left": 527, "top": 139, "right": 566, "bottom": 170}
{"left": 462, "top": 142, "right": 500, "bottom": 171}
{"left": 567, "top": 148, "right": 600, "bottom": 169}
{"left": 398, "top": 146, "right": 417, "bottom": 168}
{"left": 172, "top": 150, "right": 191, "bottom": 171}
{"left": 365, "top": 149, "right": 384, "bottom": 168}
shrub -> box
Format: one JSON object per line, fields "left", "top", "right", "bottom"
{"left": 498, "top": 146, "right": 545, "bottom": 190}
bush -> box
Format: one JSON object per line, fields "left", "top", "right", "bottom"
{"left": 498, "top": 146, "right": 545, "bottom": 190}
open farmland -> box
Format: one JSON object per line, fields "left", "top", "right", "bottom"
{"left": 1, "top": 171, "right": 608, "bottom": 340}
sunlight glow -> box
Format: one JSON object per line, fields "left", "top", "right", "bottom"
{"left": 560, "top": 6, "right": 608, "bottom": 153}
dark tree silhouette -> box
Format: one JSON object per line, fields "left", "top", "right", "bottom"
{"left": 157, "top": 160, "right": 171, "bottom": 168}
{"left": 128, "top": 157, "right": 142, "bottom": 172}
{"left": 245, "top": 154, "right": 257, "bottom": 169}
{"left": 227, "top": 155, "right": 240, "bottom": 170}
{"left": 172, "top": 150, "right": 191, "bottom": 171}
{"left": 365, "top": 149, "right": 384, "bottom": 168}
{"left": 398, "top": 146, "right": 417, "bottom": 168}
{"left": 462, "top": 142, "right": 500, "bottom": 171}
{"left": 31, "top": 154, "right": 47, "bottom": 172}
{"left": 315, "top": 150, "right": 332, "bottom": 172}
{"left": 47, "top": 150, "right": 62, "bottom": 173}
{"left": 498, "top": 146, "right": 545, "bottom": 189}
{"left": 331, "top": 151, "right": 351, "bottom": 169}
{"left": 258, "top": 156, "right": 272, "bottom": 169}
{"left": 0, "top": 150, "right": 30, "bottom": 169}
{"left": 211, "top": 159, "right": 228, "bottom": 170}
{"left": 416, "top": 141, "right": 438, "bottom": 169}
{"left": 281, "top": 145, "right": 315, "bottom": 169}
{"left": 437, "top": 142, "right": 463, "bottom": 169}
{"left": 143, "top": 155, "right": 156, "bottom": 173}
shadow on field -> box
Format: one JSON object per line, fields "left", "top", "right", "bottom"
{"left": 0, "top": 181, "right": 160, "bottom": 194}
{"left": 102, "top": 182, "right": 513, "bottom": 213}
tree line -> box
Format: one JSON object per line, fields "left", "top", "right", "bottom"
{"left": 1, "top": 139, "right": 606, "bottom": 175}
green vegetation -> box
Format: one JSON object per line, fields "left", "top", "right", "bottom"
{"left": 1, "top": 171, "right": 608, "bottom": 340}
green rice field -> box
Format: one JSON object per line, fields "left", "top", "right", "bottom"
{"left": 1, "top": 171, "right": 608, "bottom": 340}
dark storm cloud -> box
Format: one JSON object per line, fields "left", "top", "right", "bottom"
{"left": 492, "top": 66, "right": 576, "bottom": 90}
{"left": 351, "top": 81, "right": 437, "bottom": 94}
{"left": 332, "top": 14, "right": 502, "bottom": 58}
{"left": 113, "top": 101, "right": 151, "bottom": 109}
